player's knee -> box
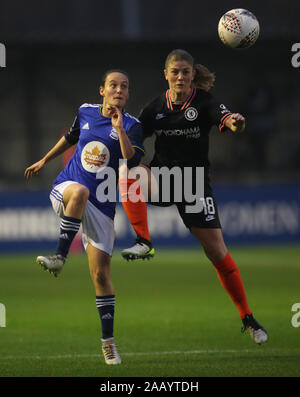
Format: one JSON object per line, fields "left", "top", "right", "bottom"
{"left": 92, "top": 268, "right": 110, "bottom": 289}
{"left": 70, "top": 185, "right": 90, "bottom": 205}
{"left": 203, "top": 244, "right": 227, "bottom": 263}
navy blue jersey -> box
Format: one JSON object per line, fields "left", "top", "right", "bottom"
{"left": 139, "top": 88, "right": 232, "bottom": 168}
{"left": 53, "top": 103, "right": 144, "bottom": 220}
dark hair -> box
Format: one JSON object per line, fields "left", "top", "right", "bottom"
{"left": 165, "top": 49, "right": 215, "bottom": 91}
{"left": 101, "top": 69, "right": 129, "bottom": 87}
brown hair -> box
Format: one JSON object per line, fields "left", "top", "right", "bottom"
{"left": 101, "top": 69, "right": 129, "bottom": 87}
{"left": 165, "top": 49, "right": 215, "bottom": 91}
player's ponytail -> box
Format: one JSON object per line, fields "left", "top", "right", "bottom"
{"left": 165, "top": 49, "right": 215, "bottom": 92}
{"left": 192, "top": 64, "right": 215, "bottom": 92}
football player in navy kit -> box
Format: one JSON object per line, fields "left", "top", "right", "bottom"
{"left": 25, "top": 70, "right": 145, "bottom": 365}
{"left": 121, "top": 49, "right": 268, "bottom": 345}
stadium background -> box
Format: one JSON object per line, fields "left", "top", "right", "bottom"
{"left": 0, "top": 0, "right": 300, "bottom": 379}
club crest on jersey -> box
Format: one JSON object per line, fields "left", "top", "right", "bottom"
{"left": 220, "top": 104, "right": 230, "bottom": 114}
{"left": 109, "top": 127, "right": 119, "bottom": 140}
{"left": 184, "top": 107, "right": 198, "bottom": 121}
{"left": 81, "top": 141, "right": 110, "bottom": 173}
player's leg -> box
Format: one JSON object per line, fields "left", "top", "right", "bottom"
{"left": 191, "top": 227, "right": 251, "bottom": 316}
{"left": 86, "top": 244, "right": 121, "bottom": 365}
{"left": 55, "top": 182, "right": 89, "bottom": 257}
{"left": 82, "top": 202, "right": 121, "bottom": 365}
{"left": 190, "top": 227, "right": 268, "bottom": 344}
{"left": 178, "top": 171, "right": 267, "bottom": 344}
{"left": 119, "top": 163, "right": 155, "bottom": 260}
{"left": 37, "top": 181, "right": 89, "bottom": 276}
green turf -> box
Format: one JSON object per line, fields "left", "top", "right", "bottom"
{"left": 0, "top": 245, "right": 300, "bottom": 377}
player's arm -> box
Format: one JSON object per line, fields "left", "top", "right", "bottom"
{"left": 126, "top": 122, "right": 145, "bottom": 169}
{"left": 118, "top": 118, "right": 145, "bottom": 180}
{"left": 206, "top": 94, "right": 245, "bottom": 134}
{"left": 40, "top": 136, "right": 73, "bottom": 163}
{"left": 24, "top": 117, "right": 80, "bottom": 179}
{"left": 24, "top": 136, "right": 72, "bottom": 179}
{"left": 225, "top": 113, "right": 246, "bottom": 133}
{"left": 117, "top": 127, "right": 135, "bottom": 160}
{"left": 108, "top": 106, "right": 136, "bottom": 160}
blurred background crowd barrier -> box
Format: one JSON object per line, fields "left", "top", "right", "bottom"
{"left": 0, "top": 0, "right": 299, "bottom": 253}
{"left": 0, "top": 185, "right": 299, "bottom": 253}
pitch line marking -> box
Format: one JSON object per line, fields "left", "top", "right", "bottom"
{"left": 0, "top": 348, "right": 299, "bottom": 360}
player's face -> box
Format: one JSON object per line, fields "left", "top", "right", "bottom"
{"left": 100, "top": 72, "right": 129, "bottom": 109}
{"left": 164, "top": 60, "right": 195, "bottom": 100}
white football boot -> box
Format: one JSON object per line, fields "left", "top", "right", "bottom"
{"left": 242, "top": 314, "right": 268, "bottom": 345}
{"left": 121, "top": 237, "right": 155, "bottom": 261}
{"left": 101, "top": 337, "right": 122, "bottom": 365}
{"left": 36, "top": 254, "right": 65, "bottom": 277}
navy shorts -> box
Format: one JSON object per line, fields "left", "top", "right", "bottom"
{"left": 147, "top": 164, "right": 221, "bottom": 229}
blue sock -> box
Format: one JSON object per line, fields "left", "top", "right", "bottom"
{"left": 56, "top": 215, "right": 81, "bottom": 258}
{"left": 96, "top": 295, "right": 115, "bottom": 340}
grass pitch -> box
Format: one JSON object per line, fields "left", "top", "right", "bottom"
{"left": 0, "top": 245, "right": 300, "bottom": 377}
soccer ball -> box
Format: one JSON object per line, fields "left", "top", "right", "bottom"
{"left": 218, "top": 9, "right": 260, "bottom": 49}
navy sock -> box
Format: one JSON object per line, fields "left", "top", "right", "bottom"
{"left": 96, "top": 295, "right": 115, "bottom": 340}
{"left": 56, "top": 215, "right": 81, "bottom": 258}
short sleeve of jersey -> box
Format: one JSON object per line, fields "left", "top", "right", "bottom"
{"left": 126, "top": 122, "right": 145, "bottom": 168}
{"left": 138, "top": 103, "right": 156, "bottom": 139}
{"left": 64, "top": 116, "right": 81, "bottom": 145}
{"left": 127, "top": 122, "right": 145, "bottom": 155}
{"left": 206, "top": 95, "right": 233, "bottom": 133}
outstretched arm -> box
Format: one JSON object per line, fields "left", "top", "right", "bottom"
{"left": 24, "top": 136, "right": 72, "bottom": 179}
{"left": 225, "top": 113, "right": 246, "bottom": 133}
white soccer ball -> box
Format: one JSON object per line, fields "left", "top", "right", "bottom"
{"left": 218, "top": 9, "right": 260, "bottom": 49}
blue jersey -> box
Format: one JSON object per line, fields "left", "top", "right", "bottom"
{"left": 53, "top": 103, "right": 144, "bottom": 220}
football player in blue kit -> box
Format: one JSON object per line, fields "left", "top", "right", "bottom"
{"left": 24, "top": 70, "right": 144, "bottom": 365}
